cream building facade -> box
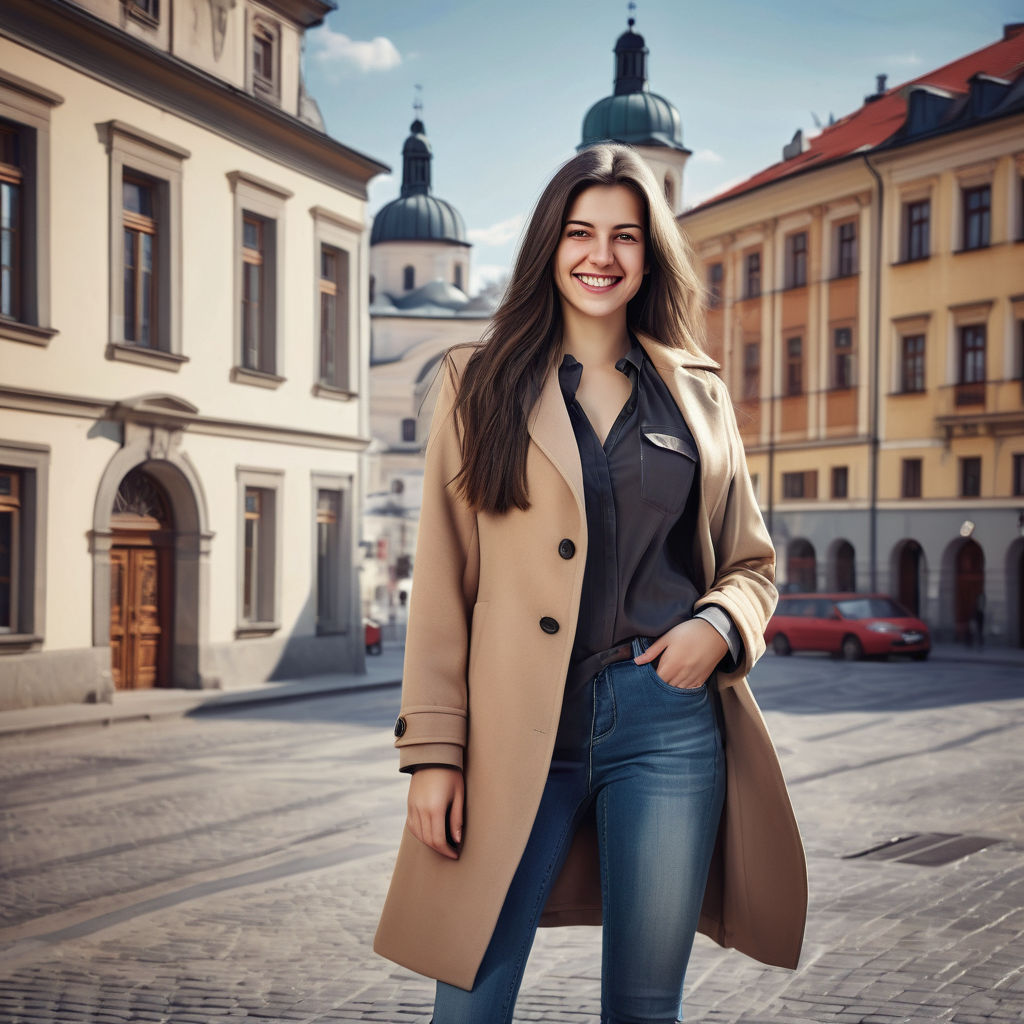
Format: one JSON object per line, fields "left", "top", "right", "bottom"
{"left": 682, "top": 26, "right": 1024, "bottom": 645}
{"left": 0, "top": 0, "right": 387, "bottom": 709}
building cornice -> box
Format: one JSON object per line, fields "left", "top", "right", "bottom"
{"left": 0, "top": 0, "right": 389, "bottom": 198}
{"left": 0, "top": 386, "right": 371, "bottom": 451}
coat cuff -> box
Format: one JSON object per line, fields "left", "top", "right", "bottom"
{"left": 694, "top": 604, "right": 744, "bottom": 672}
{"left": 399, "top": 743, "right": 464, "bottom": 773}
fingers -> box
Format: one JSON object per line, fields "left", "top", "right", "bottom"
{"left": 633, "top": 638, "right": 665, "bottom": 665}
{"left": 450, "top": 774, "right": 464, "bottom": 847}
{"left": 406, "top": 768, "right": 461, "bottom": 860}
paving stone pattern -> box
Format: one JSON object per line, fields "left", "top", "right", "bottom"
{"left": 0, "top": 655, "right": 1022, "bottom": 1023}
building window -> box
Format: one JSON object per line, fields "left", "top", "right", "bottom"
{"left": 961, "top": 185, "right": 990, "bottom": 251}
{"left": 251, "top": 18, "right": 280, "bottom": 102}
{"left": 0, "top": 76, "right": 59, "bottom": 346}
{"left": 960, "top": 456, "right": 981, "bottom": 498}
{"left": 708, "top": 262, "right": 723, "bottom": 308}
{"left": 663, "top": 174, "right": 674, "bottom": 208}
{"left": 785, "top": 231, "right": 807, "bottom": 289}
{"left": 786, "top": 336, "right": 803, "bottom": 396}
{"left": 316, "top": 489, "right": 341, "bottom": 632}
{"left": 403, "top": 265, "right": 415, "bottom": 291}
{"left": 228, "top": 172, "right": 289, "bottom": 385}
{"left": 957, "top": 325, "right": 986, "bottom": 406}
{"left": 742, "top": 341, "right": 760, "bottom": 400}
{"left": 902, "top": 458, "right": 922, "bottom": 498}
{"left": 0, "top": 469, "right": 19, "bottom": 632}
{"left": 369, "top": 274, "right": 375, "bottom": 305}
{"left": 237, "top": 470, "right": 281, "bottom": 633}
{"left": 241, "top": 215, "right": 268, "bottom": 371}
{"left": 122, "top": 174, "right": 158, "bottom": 348}
{"left": 901, "top": 334, "right": 926, "bottom": 393}
{"left": 832, "top": 327, "right": 853, "bottom": 389}
{"left": 454, "top": 263, "right": 463, "bottom": 291}
{"left": 782, "top": 471, "right": 817, "bottom": 499}
{"left": 104, "top": 122, "right": 188, "bottom": 365}
{"left": 904, "top": 199, "right": 930, "bottom": 261}
{"left": 125, "top": 0, "right": 160, "bottom": 24}
{"left": 0, "top": 443, "right": 49, "bottom": 645}
{"left": 0, "top": 122, "right": 23, "bottom": 323}
{"left": 1013, "top": 453, "right": 1024, "bottom": 497}
{"left": 744, "top": 251, "right": 760, "bottom": 299}
{"left": 836, "top": 221, "right": 857, "bottom": 277}
{"left": 318, "top": 244, "right": 350, "bottom": 389}
{"left": 831, "top": 466, "right": 848, "bottom": 499}
{"left": 401, "top": 417, "right": 416, "bottom": 443}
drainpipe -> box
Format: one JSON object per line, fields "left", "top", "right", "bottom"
{"left": 863, "top": 154, "right": 883, "bottom": 592}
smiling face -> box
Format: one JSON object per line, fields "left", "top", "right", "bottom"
{"left": 553, "top": 183, "right": 647, "bottom": 332}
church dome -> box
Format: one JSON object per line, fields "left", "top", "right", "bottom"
{"left": 579, "top": 18, "right": 688, "bottom": 153}
{"left": 371, "top": 119, "right": 469, "bottom": 245}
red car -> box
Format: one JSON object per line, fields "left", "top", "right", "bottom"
{"left": 765, "top": 593, "right": 931, "bottom": 661}
{"left": 364, "top": 618, "right": 383, "bottom": 655}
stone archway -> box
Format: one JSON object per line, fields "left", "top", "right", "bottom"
{"left": 892, "top": 539, "right": 926, "bottom": 617}
{"left": 787, "top": 538, "right": 817, "bottom": 592}
{"left": 91, "top": 397, "right": 214, "bottom": 694}
{"left": 1005, "top": 538, "right": 1024, "bottom": 648}
{"left": 940, "top": 537, "right": 985, "bottom": 644}
{"left": 827, "top": 539, "right": 856, "bottom": 592}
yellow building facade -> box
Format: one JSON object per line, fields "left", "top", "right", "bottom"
{"left": 682, "top": 26, "right": 1024, "bottom": 645}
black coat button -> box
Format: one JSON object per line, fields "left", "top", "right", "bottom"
{"left": 539, "top": 616, "right": 560, "bottom": 634}
{"left": 394, "top": 716, "right": 407, "bottom": 738}
{"left": 558, "top": 539, "right": 575, "bottom": 559}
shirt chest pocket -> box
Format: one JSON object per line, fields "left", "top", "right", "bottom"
{"left": 640, "top": 426, "right": 698, "bottom": 516}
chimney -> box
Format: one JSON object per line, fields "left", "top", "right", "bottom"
{"left": 865, "top": 73, "right": 888, "bottom": 104}
{"left": 1004, "top": 23, "right": 1024, "bottom": 39}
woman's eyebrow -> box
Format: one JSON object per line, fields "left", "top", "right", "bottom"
{"left": 565, "top": 219, "right": 644, "bottom": 230}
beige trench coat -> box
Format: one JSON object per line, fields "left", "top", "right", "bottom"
{"left": 374, "top": 331, "right": 807, "bottom": 991}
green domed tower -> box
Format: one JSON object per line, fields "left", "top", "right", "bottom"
{"left": 579, "top": 14, "right": 691, "bottom": 214}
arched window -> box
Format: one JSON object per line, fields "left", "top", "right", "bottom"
{"left": 369, "top": 275, "right": 376, "bottom": 304}
{"left": 454, "top": 264, "right": 463, "bottom": 291}
{"left": 664, "top": 174, "right": 675, "bottom": 209}
{"left": 403, "top": 265, "right": 415, "bottom": 291}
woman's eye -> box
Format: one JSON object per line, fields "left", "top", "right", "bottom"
{"left": 566, "top": 229, "right": 587, "bottom": 238}
{"left": 617, "top": 232, "right": 638, "bottom": 242}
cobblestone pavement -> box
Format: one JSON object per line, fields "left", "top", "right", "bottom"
{"left": 1, "top": 652, "right": 1022, "bottom": 1023}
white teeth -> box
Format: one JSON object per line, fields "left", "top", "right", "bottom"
{"left": 576, "top": 274, "right": 618, "bottom": 287}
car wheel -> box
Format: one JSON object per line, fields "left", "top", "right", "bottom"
{"left": 911, "top": 650, "right": 929, "bottom": 661}
{"left": 841, "top": 635, "right": 863, "bottom": 661}
{"left": 772, "top": 634, "right": 791, "bottom": 656}
{"left": 368, "top": 642, "right": 382, "bottom": 656}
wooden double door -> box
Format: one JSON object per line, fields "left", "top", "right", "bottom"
{"left": 110, "top": 532, "right": 173, "bottom": 689}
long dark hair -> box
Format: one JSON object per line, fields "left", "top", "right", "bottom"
{"left": 452, "top": 143, "right": 706, "bottom": 514}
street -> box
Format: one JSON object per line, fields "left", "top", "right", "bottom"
{"left": 1, "top": 652, "right": 1023, "bottom": 1023}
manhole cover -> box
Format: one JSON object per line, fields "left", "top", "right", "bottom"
{"left": 843, "top": 832, "right": 1001, "bottom": 866}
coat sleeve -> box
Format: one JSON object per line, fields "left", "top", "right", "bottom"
{"left": 693, "top": 374, "right": 777, "bottom": 687}
{"left": 393, "top": 352, "right": 480, "bottom": 772}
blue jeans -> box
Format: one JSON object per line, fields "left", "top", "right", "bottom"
{"left": 433, "top": 639, "right": 726, "bottom": 1024}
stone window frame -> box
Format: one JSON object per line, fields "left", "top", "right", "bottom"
{"left": 952, "top": 160, "right": 997, "bottom": 254}
{"left": 311, "top": 472, "right": 354, "bottom": 637}
{"left": 890, "top": 313, "right": 931, "bottom": 395}
{"left": 228, "top": 171, "right": 292, "bottom": 388}
{"left": 247, "top": 9, "right": 282, "bottom": 106}
{"left": 235, "top": 466, "right": 284, "bottom": 637}
{"left": 0, "top": 440, "right": 49, "bottom": 651}
{"left": 102, "top": 120, "right": 189, "bottom": 370}
{"left": 310, "top": 206, "right": 362, "bottom": 400}
{"left": 0, "top": 70, "right": 61, "bottom": 348}
{"left": 894, "top": 177, "right": 936, "bottom": 264}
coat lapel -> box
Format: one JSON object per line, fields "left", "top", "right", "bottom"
{"left": 527, "top": 359, "right": 586, "bottom": 524}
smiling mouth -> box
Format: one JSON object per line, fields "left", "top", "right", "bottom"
{"left": 573, "top": 273, "right": 622, "bottom": 291}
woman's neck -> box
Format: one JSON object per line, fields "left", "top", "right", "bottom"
{"left": 560, "top": 308, "right": 631, "bottom": 366}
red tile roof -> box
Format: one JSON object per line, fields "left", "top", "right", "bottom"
{"left": 693, "top": 24, "right": 1024, "bottom": 211}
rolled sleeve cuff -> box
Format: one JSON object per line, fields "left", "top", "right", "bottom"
{"left": 399, "top": 743, "right": 464, "bottom": 773}
{"left": 694, "top": 604, "right": 744, "bottom": 673}
{"left": 393, "top": 706, "right": 466, "bottom": 773}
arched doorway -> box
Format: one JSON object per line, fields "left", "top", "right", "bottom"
{"left": 830, "top": 540, "right": 856, "bottom": 592}
{"left": 896, "top": 539, "right": 925, "bottom": 615}
{"left": 109, "top": 468, "right": 174, "bottom": 689}
{"left": 954, "top": 539, "right": 984, "bottom": 645}
{"left": 787, "top": 538, "right": 817, "bottom": 592}
{"left": 1006, "top": 539, "right": 1024, "bottom": 648}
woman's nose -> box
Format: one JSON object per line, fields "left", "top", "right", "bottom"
{"left": 588, "top": 239, "right": 614, "bottom": 266}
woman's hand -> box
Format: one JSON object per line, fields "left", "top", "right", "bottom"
{"left": 634, "top": 618, "right": 728, "bottom": 689}
{"left": 407, "top": 766, "right": 464, "bottom": 860}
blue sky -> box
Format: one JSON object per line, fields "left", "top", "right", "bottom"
{"left": 303, "top": 0, "right": 1021, "bottom": 293}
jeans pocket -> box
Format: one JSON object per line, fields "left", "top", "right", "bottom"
{"left": 645, "top": 660, "right": 708, "bottom": 696}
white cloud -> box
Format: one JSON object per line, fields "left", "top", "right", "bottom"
{"left": 470, "top": 263, "right": 510, "bottom": 297}
{"left": 692, "top": 149, "right": 724, "bottom": 164}
{"left": 467, "top": 214, "right": 524, "bottom": 247}
{"left": 310, "top": 26, "right": 401, "bottom": 73}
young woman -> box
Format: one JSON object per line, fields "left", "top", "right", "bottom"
{"left": 374, "top": 144, "right": 807, "bottom": 1023}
